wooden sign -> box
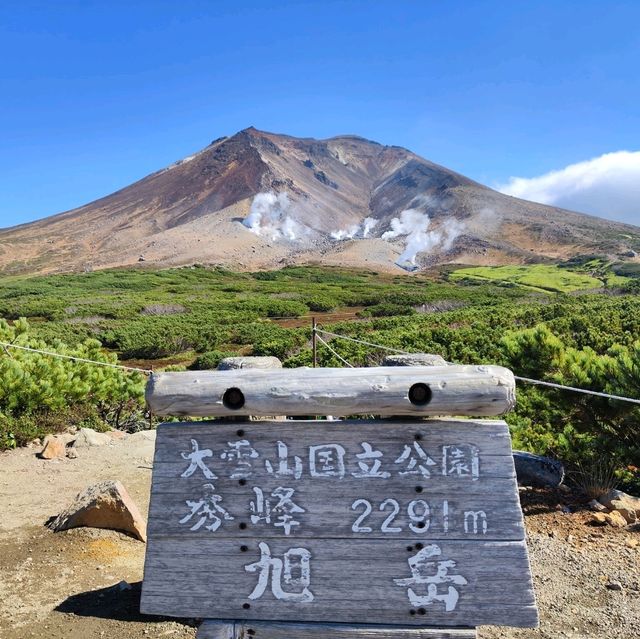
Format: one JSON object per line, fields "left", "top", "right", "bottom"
{"left": 140, "top": 419, "right": 537, "bottom": 628}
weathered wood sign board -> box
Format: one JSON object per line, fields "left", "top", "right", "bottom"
{"left": 141, "top": 419, "right": 538, "bottom": 628}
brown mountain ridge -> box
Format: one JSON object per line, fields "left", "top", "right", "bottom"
{"left": 1, "top": 127, "right": 638, "bottom": 275}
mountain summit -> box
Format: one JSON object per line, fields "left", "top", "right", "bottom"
{"left": 1, "top": 127, "right": 638, "bottom": 274}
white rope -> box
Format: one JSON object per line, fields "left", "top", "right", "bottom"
{"left": 315, "top": 334, "right": 354, "bottom": 367}
{"left": 0, "top": 341, "right": 152, "bottom": 374}
{"left": 313, "top": 327, "right": 640, "bottom": 405}
{"left": 315, "top": 328, "right": 410, "bottom": 354}
{"left": 512, "top": 375, "right": 640, "bottom": 405}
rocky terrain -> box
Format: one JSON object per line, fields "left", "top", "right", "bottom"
{"left": 1, "top": 128, "right": 638, "bottom": 275}
{"left": 0, "top": 430, "right": 638, "bottom": 639}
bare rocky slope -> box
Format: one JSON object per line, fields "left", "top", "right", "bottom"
{"left": 1, "top": 127, "right": 638, "bottom": 275}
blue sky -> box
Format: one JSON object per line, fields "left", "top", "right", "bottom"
{"left": 1, "top": 0, "right": 639, "bottom": 228}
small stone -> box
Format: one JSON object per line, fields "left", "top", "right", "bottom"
{"left": 625, "top": 538, "right": 639, "bottom": 549}
{"left": 39, "top": 436, "right": 66, "bottom": 460}
{"left": 606, "top": 581, "right": 623, "bottom": 591}
{"left": 589, "top": 499, "right": 608, "bottom": 512}
{"left": 47, "top": 479, "right": 147, "bottom": 542}
{"left": 116, "top": 580, "right": 132, "bottom": 591}
{"left": 72, "top": 428, "right": 112, "bottom": 448}
{"left": 590, "top": 513, "right": 607, "bottom": 526}
{"left": 610, "top": 500, "right": 638, "bottom": 524}
{"left": 599, "top": 489, "right": 640, "bottom": 517}
{"left": 604, "top": 511, "right": 628, "bottom": 528}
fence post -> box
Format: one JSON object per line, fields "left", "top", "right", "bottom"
{"left": 312, "top": 317, "right": 317, "bottom": 368}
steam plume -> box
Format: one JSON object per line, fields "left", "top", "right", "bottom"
{"left": 330, "top": 217, "right": 378, "bottom": 241}
{"left": 382, "top": 207, "right": 463, "bottom": 267}
{"left": 242, "top": 192, "right": 306, "bottom": 240}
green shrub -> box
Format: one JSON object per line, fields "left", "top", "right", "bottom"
{"left": 189, "top": 350, "right": 235, "bottom": 370}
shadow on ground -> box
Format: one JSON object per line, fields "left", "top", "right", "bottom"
{"left": 55, "top": 581, "right": 197, "bottom": 627}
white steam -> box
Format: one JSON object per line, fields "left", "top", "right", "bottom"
{"left": 330, "top": 217, "right": 379, "bottom": 241}
{"left": 382, "top": 208, "right": 463, "bottom": 267}
{"left": 242, "top": 192, "right": 306, "bottom": 241}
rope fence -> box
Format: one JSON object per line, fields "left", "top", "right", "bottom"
{"left": 0, "top": 341, "right": 153, "bottom": 375}
{"left": 2, "top": 325, "right": 639, "bottom": 405}
{"left": 313, "top": 326, "right": 640, "bottom": 406}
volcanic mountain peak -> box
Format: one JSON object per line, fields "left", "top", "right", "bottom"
{"left": 0, "top": 128, "right": 638, "bottom": 275}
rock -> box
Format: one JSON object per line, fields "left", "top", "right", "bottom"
{"left": 217, "top": 356, "right": 282, "bottom": 370}
{"left": 115, "top": 580, "right": 132, "bottom": 591}
{"left": 39, "top": 436, "right": 66, "bottom": 460}
{"left": 599, "top": 489, "right": 640, "bottom": 517}
{"left": 512, "top": 451, "right": 565, "bottom": 488}
{"left": 589, "top": 499, "right": 608, "bottom": 512}
{"left": 127, "top": 429, "right": 156, "bottom": 443}
{"left": 611, "top": 502, "right": 638, "bottom": 524}
{"left": 72, "top": 428, "right": 112, "bottom": 448}
{"left": 625, "top": 538, "right": 639, "bottom": 549}
{"left": 381, "top": 353, "right": 449, "bottom": 367}
{"left": 590, "top": 513, "right": 607, "bottom": 526}
{"left": 604, "top": 511, "right": 628, "bottom": 528}
{"left": 47, "top": 480, "right": 147, "bottom": 542}
{"left": 606, "top": 581, "right": 623, "bottom": 591}
{"left": 66, "top": 448, "right": 78, "bottom": 459}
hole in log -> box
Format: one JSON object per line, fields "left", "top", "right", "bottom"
{"left": 415, "top": 543, "right": 424, "bottom": 550}
{"left": 239, "top": 522, "right": 247, "bottom": 530}
{"left": 223, "top": 388, "right": 245, "bottom": 411}
{"left": 406, "top": 545, "right": 414, "bottom": 552}
{"left": 248, "top": 631, "right": 256, "bottom": 636}
{"left": 418, "top": 608, "right": 426, "bottom": 615}
{"left": 409, "top": 609, "right": 416, "bottom": 616}
{"left": 243, "top": 603, "right": 251, "bottom": 610}
{"left": 236, "top": 428, "right": 246, "bottom": 436}
{"left": 239, "top": 478, "right": 247, "bottom": 486}
{"left": 240, "top": 545, "right": 248, "bottom": 552}
{"left": 408, "top": 383, "right": 432, "bottom": 406}
{"left": 414, "top": 433, "right": 423, "bottom": 441}
{"left": 416, "top": 521, "right": 426, "bottom": 529}
{"left": 415, "top": 486, "right": 423, "bottom": 493}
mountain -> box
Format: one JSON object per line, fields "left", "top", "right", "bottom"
{"left": 1, "top": 127, "right": 638, "bottom": 275}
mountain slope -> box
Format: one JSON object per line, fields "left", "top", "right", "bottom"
{"left": 1, "top": 127, "right": 638, "bottom": 275}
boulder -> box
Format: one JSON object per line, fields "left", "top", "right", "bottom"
{"left": 72, "top": 428, "right": 112, "bottom": 448}
{"left": 47, "top": 480, "right": 147, "bottom": 542}
{"left": 512, "top": 451, "right": 565, "bottom": 488}
{"left": 217, "top": 356, "right": 282, "bottom": 370}
{"left": 382, "top": 353, "right": 448, "bottom": 367}
{"left": 39, "top": 435, "right": 66, "bottom": 460}
{"left": 599, "top": 489, "right": 640, "bottom": 517}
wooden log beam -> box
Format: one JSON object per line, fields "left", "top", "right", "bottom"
{"left": 145, "top": 365, "right": 515, "bottom": 418}
{"left": 197, "top": 620, "right": 477, "bottom": 639}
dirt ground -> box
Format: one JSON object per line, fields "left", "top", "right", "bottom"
{"left": 0, "top": 433, "right": 638, "bottom": 639}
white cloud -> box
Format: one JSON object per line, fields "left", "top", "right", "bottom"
{"left": 498, "top": 151, "right": 640, "bottom": 226}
